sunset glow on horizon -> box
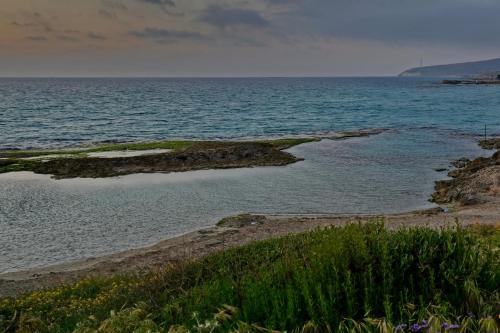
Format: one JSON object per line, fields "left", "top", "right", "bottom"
{"left": 2, "top": 0, "right": 500, "bottom": 77}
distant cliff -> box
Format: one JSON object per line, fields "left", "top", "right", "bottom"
{"left": 399, "top": 57, "right": 500, "bottom": 78}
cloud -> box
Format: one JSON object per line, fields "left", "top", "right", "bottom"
{"left": 99, "top": 0, "right": 128, "bottom": 19}
{"left": 261, "top": 0, "right": 500, "bottom": 47}
{"left": 57, "top": 35, "right": 79, "bottom": 42}
{"left": 135, "top": 0, "right": 176, "bottom": 9}
{"left": 129, "top": 27, "right": 207, "bottom": 43}
{"left": 99, "top": 9, "right": 116, "bottom": 19}
{"left": 88, "top": 32, "right": 107, "bottom": 40}
{"left": 64, "top": 29, "right": 81, "bottom": 35}
{"left": 26, "top": 36, "right": 47, "bottom": 42}
{"left": 11, "top": 13, "right": 53, "bottom": 32}
{"left": 136, "top": 0, "right": 175, "bottom": 6}
{"left": 264, "top": 0, "right": 301, "bottom": 5}
{"left": 101, "top": 0, "right": 128, "bottom": 11}
{"left": 198, "top": 5, "right": 269, "bottom": 29}
{"left": 134, "top": 0, "right": 182, "bottom": 15}
{"left": 222, "top": 35, "right": 267, "bottom": 47}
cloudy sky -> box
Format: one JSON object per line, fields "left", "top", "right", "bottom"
{"left": 1, "top": 0, "right": 500, "bottom": 77}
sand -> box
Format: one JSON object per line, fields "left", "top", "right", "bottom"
{"left": 1, "top": 136, "right": 498, "bottom": 297}
{"left": 0, "top": 198, "right": 498, "bottom": 297}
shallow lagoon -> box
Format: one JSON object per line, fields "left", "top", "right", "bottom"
{"left": 0, "top": 129, "right": 490, "bottom": 273}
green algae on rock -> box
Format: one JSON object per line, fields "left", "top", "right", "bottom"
{"left": 0, "top": 141, "right": 303, "bottom": 179}
{"left": 0, "top": 131, "right": 384, "bottom": 179}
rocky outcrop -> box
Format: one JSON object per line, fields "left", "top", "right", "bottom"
{"left": 217, "top": 214, "right": 268, "bottom": 228}
{"left": 480, "top": 138, "right": 500, "bottom": 150}
{"left": 432, "top": 151, "right": 500, "bottom": 205}
{"left": 442, "top": 79, "right": 500, "bottom": 85}
{"left": 30, "top": 142, "right": 301, "bottom": 179}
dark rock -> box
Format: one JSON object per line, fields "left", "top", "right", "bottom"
{"left": 432, "top": 151, "right": 500, "bottom": 205}
{"left": 480, "top": 138, "right": 500, "bottom": 150}
{"left": 459, "top": 195, "right": 483, "bottom": 206}
{"left": 450, "top": 158, "right": 470, "bottom": 168}
{"left": 30, "top": 142, "right": 300, "bottom": 179}
{"left": 442, "top": 79, "right": 500, "bottom": 85}
{"left": 414, "top": 207, "right": 445, "bottom": 216}
{"left": 217, "top": 214, "right": 267, "bottom": 228}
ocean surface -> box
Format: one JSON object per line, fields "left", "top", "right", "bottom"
{"left": 1, "top": 77, "right": 499, "bottom": 149}
{"left": 0, "top": 77, "right": 499, "bottom": 272}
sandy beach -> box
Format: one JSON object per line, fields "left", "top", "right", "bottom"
{"left": 1, "top": 137, "right": 498, "bottom": 298}
{"left": 1, "top": 199, "right": 499, "bottom": 297}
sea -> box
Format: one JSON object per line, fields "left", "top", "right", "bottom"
{"left": 0, "top": 77, "right": 499, "bottom": 272}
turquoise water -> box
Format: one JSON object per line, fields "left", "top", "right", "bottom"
{"left": 0, "top": 78, "right": 499, "bottom": 272}
{"left": 0, "top": 77, "right": 499, "bottom": 149}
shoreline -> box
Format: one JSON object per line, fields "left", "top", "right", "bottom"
{"left": 0, "top": 134, "right": 498, "bottom": 297}
{"left": 1, "top": 201, "right": 499, "bottom": 297}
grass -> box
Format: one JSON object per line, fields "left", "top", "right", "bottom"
{"left": 0, "top": 222, "right": 498, "bottom": 332}
{"left": 0, "top": 138, "right": 314, "bottom": 161}
{"left": 0, "top": 138, "right": 316, "bottom": 176}
{"left": 84, "top": 140, "right": 196, "bottom": 153}
{"left": 0, "top": 140, "right": 197, "bottom": 159}
{"left": 0, "top": 159, "right": 36, "bottom": 174}
{"left": 0, "top": 138, "right": 317, "bottom": 159}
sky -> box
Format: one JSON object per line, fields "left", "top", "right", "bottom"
{"left": 1, "top": 0, "right": 500, "bottom": 77}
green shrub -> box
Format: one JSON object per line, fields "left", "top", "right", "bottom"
{"left": 0, "top": 222, "right": 498, "bottom": 332}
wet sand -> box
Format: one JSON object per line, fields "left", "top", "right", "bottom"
{"left": 1, "top": 199, "right": 499, "bottom": 297}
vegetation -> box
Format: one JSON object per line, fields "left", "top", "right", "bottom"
{"left": 0, "top": 222, "right": 498, "bottom": 332}
{"left": 0, "top": 138, "right": 317, "bottom": 176}
{"left": 0, "top": 138, "right": 317, "bottom": 177}
{"left": 0, "top": 159, "right": 36, "bottom": 174}
{"left": 0, "top": 138, "right": 317, "bottom": 160}
{"left": 0, "top": 140, "right": 197, "bottom": 159}
{"left": 258, "top": 138, "right": 319, "bottom": 150}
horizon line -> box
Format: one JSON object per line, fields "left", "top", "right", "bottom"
{"left": 0, "top": 75, "right": 399, "bottom": 79}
